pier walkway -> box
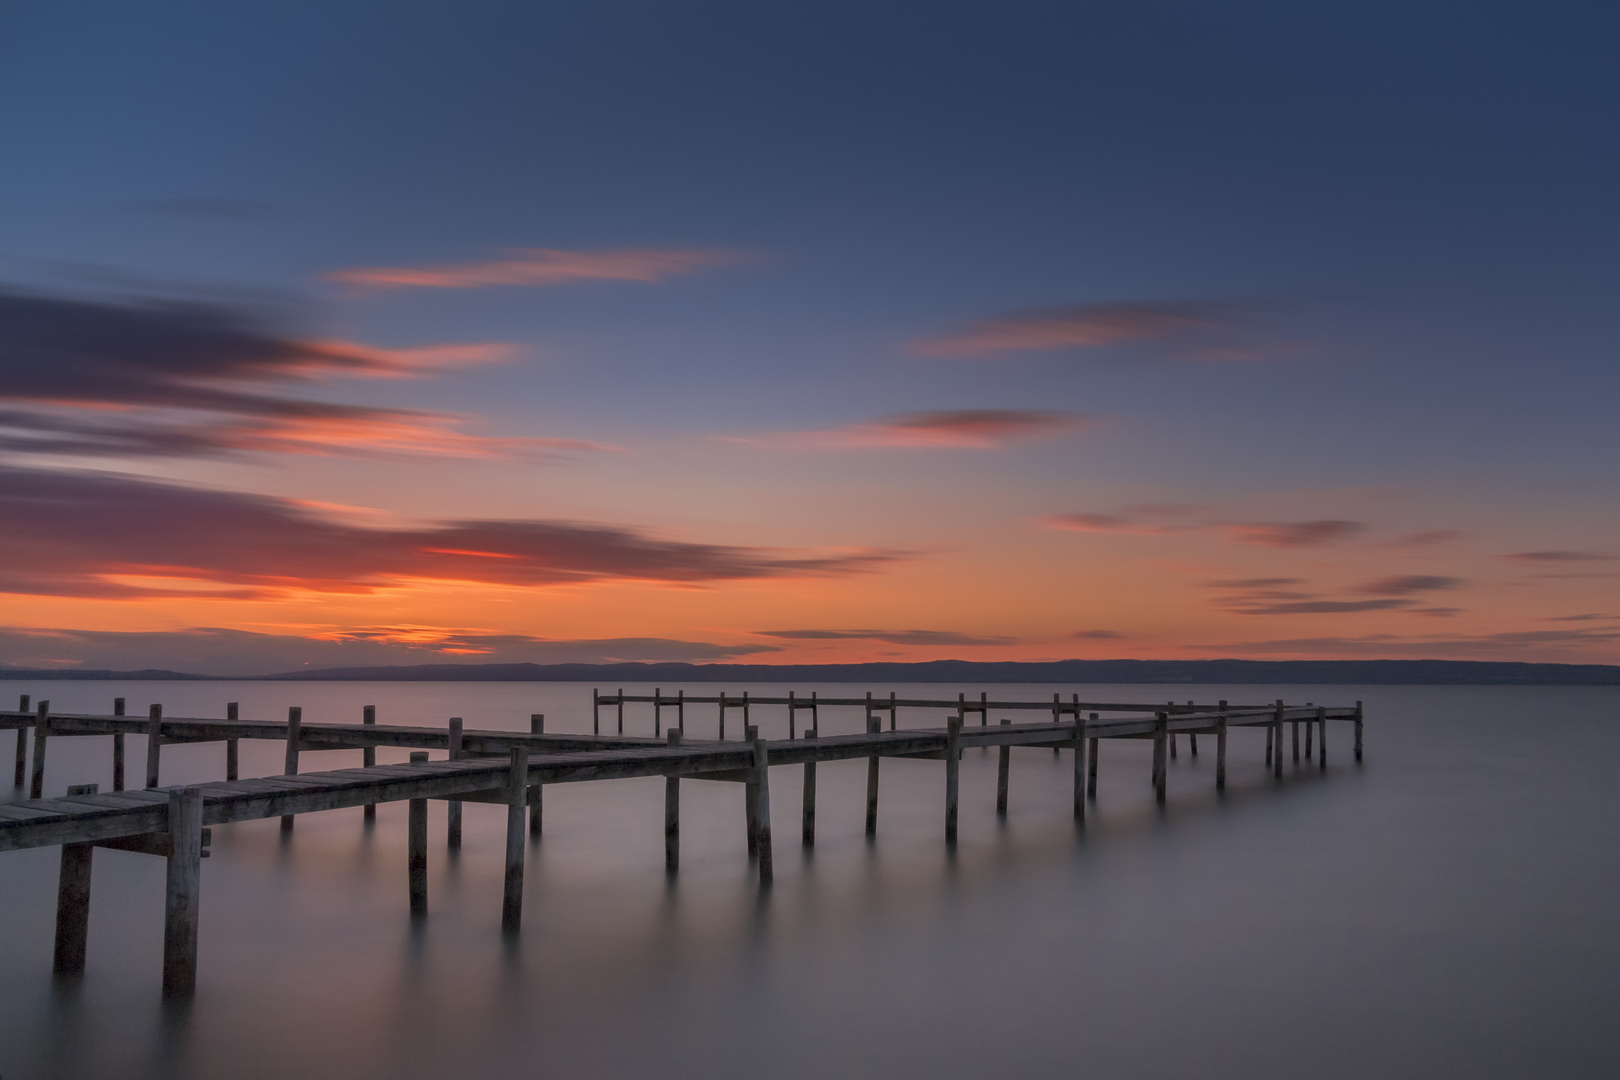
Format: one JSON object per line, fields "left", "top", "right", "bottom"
{"left": 2, "top": 691, "right": 1361, "bottom": 999}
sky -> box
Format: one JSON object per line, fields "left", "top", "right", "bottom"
{"left": 2, "top": 1, "right": 1618, "bottom": 675}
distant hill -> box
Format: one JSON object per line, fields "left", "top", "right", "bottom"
{"left": 4, "top": 658, "right": 1617, "bottom": 685}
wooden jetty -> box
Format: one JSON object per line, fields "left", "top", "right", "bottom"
{"left": 2, "top": 689, "right": 1362, "bottom": 999}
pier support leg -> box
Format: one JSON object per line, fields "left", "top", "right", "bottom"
{"left": 1265, "top": 725, "right": 1273, "bottom": 768}
{"left": 1273, "top": 701, "right": 1285, "bottom": 780}
{"left": 12, "top": 694, "right": 26, "bottom": 788}
{"left": 665, "top": 729, "right": 681, "bottom": 873}
{"left": 407, "top": 752, "right": 428, "bottom": 917}
{"left": 1087, "top": 728, "right": 1099, "bottom": 799}
{"left": 1216, "top": 702, "right": 1228, "bottom": 791}
{"left": 1072, "top": 716, "right": 1087, "bottom": 820}
{"left": 54, "top": 842, "right": 93, "bottom": 976}
{"left": 752, "top": 739, "right": 773, "bottom": 884}
{"left": 1354, "top": 702, "right": 1364, "bottom": 762}
{"left": 996, "top": 719, "right": 1011, "bottom": 816}
{"left": 529, "top": 714, "right": 545, "bottom": 838}
{"left": 31, "top": 700, "right": 50, "bottom": 799}
{"left": 865, "top": 716, "right": 880, "bottom": 838}
{"left": 110, "top": 697, "right": 126, "bottom": 792}
{"left": 447, "top": 717, "right": 463, "bottom": 852}
{"left": 1292, "top": 720, "right": 1300, "bottom": 763}
{"left": 1170, "top": 733, "right": 1177, "bottom": 761}
{"left": 944, "top": 715, "right": 962, "bottom": 845}
{"left": 162, "top": 786, "right": 203, "bottom": 1000}
{"left": 1305, "top": 717, "right": 1313, "bottom": 761}
{"left": 502, "top": 745, "right": 528, "bottom": 934}
{"left": 225, "top": 702, "right": 240, "bottom": 782}
{"left": 1190, "top": 733, "right": 1198, "bottom": 757}
{"left": 743, "top": 725, "right": 759, "bottom": 856}
{"left": 1318, "top": 707, "right": 1328, "bottom": 770}
{"left": 1152, "top": 712, "right": 1168, "bottom": 804}
{"left": 802, "top": 730, "right": 817, "bottom": 847}
{"left": 281, "top": 706, "right": 301, "bottom": 833}
{"left": 145, "top": 703, "right": 162, "bottom": 790}
{"left": 362, "top": 705, "right": 376, "bottom": 822}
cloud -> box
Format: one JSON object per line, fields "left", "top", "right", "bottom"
{"left": 1503, "top": 550, "right": 1618, "bottom": 563}
{"left": 325, "top": 248, "right": 744, "bottom": 292}
{"left": 1199, "top": 625, "right": 1620, "bottom": 660}
{"left": 1228, "top": 599, "right": 1409, "bottom": 615}
{"left": 0, "top": 286, "right": 599, "bottom": 461}
{"left": 908, "top": 300, "right": 1287, "bottom": 361}
{"left": 1354, "top": 575, "right": 1463, "bottom": 595}
{"left": 754, "top": 629, "right": 1017, "bottom": 646}
{"left": 0, "top": 466, "right": 904, "bottom": 599}
{"left": 1389, "top": 529, "right": 1462, "bottom": 547}
{"left": 0, "top": 625, "right": 779, "bottom": 676}
{"left": 1222, "top": 520, "right": 1364, "bottom": 547}
{"left": 1071, "top": 629, "right": 1123, "bottom": 639}
{"left": 746, "top": 410, "right": 1092, "bottom": 450}
{"left": 1205, "top": 577, "right": 1416, "bottom": 616}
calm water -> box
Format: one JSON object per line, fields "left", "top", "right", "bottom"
{"left": 2, "top": 681, "right": 1617, "bottom": 1079}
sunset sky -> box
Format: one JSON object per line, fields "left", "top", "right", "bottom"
{"left": 2, "top": 2, "right": 1617, "bottom": 674}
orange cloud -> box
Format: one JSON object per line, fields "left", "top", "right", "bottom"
{"left": 325, "top": 247, "right": 746, "bottom": 291}
{"left": 739, "top": 410, "right": 1092, "bottom": 450}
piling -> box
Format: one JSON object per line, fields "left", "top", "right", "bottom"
{"left": 502, "top": 744, "right": 529, "bottom": 934}
{"left": 54, "top": 841, "right": 93, "bottom": 976}
{"left": 996, "top": 719, "right": 1011, "bottom": 816}
{"left": 664, "top": 729, "right": 681, "bottom": 872}
{"left": 162, "top": 786, "right": 203, "bottom": 999}
{"left": 678, "top": 690, "right": 685, "bottom": 734}
{"left": 1152, "top": 711, "right": 1168, "bottom": 804}
{"left": 744, "top": 724, "right": 760, "bottom": 856}
{"left": 944, "top": 714, "right": 962, "bottom": 844}
{"left": 1216, "top": 700, "right": 1228, "bottom": 790}
{"left": 592, "top": 688, "right": 600, "bottom": 735}
{"left": 1188, "top": 703, "right": 1198, "bottom": 756}
{"left": 447, "top": 717, "right": 464, "bottom": 851}
{"left": 1273, "top": 700, "right": 1285, "bottom": 779}
{"left": 1086, "top": 713, "right": 1100, "bottom": 799}
{"left": 145, "top": 703, "right": 164, "bottom": 792}
{"left": 1354, "top": 701, "right": 1364, "bottom": 761}
{"left": 362, "top": 705, "right": 377, "bottom": 821}
{"left": 281, "top": 706, "right": 301, "bottom": 832}
{"left": 1072, "top": 707, "right": 1087, "bottom": 819}
{"left": 865, "top": 711, "right": 881, "bottom": 837}
{"left": 752, "top": 737, "right": 773, "bottom": 884}
{"left": 111, "top": 698, "right": 125, "bottom": 791}
{"left": 617, "top": 689, "right": 624, "bottom": 735}
{"left": 12, "top": 693, "right": 27, "bottom": 788}
{"left": 1292, "top": 719, "right": 1300, "bottom": 763}
{"left": 1305, "top": 710, "right": 1314, "bottom": 760}
{"left": 529, "top": 714, "right": 545, "bottom": 837}
{"left": 801, "top": 729, "right": 817, "bottom": 847}
{"left": 226, "top": 702, "right": 240, "bottom": 781}
{"left": 1317, "top": 705, "right": 1328, "bottom": 769}
{"left": 31, "top": 700, "right": 51, "bottom": 799}
{"left": 407, "top": 751, "right": 428, "bottom": 916}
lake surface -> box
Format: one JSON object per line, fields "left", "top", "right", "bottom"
{"left": 2, "top": 681, "right": 1618, "bottom": 1079}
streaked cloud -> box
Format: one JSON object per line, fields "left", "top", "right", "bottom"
{"left": 1071, "top": 629, "right": 1123, "bottom": 639}
{"left": 909, "top": 300, "right": 1287, "bottom": 361}
{"left": 1222, "top": 519, "right": 1364, "bottom": 547}
{"left": 1503, "top": 550, "right": 1618, "bottom": 563}
{"left": 1199, "top": 625, "right": 1620, "bottom": 659}
{"left": 0, "top": 466, "right": 904, "bottom": 599}
{"left": 325, "top": 247, "right": 745, "bottom": 292}
{"left": 0, "top": 286, "right": 594, "bottom": 461}
{"left": 1353, "top": 575, "right": 1463, "bottom": 595}
{"left": 1204, "top": 576, "right": 1453, "bottom": 616}
{"left": 1389, "top": 529, "right": 1462, "bottom": 547}
{"left": 1044, "top": 504, "right": 1368, "bottom": 548}
{"left": 754, "top": 628, "right": 1017, "bottom": 646}
{"left": 741, "top": 409, "right": 1092, "bottom": 451}
{"left": 0, "top": 625, "right": 779, "bottom": 676}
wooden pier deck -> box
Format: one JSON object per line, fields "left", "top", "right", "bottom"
{"left": 2, "top": 690, "right": 1362, "bottom": 999}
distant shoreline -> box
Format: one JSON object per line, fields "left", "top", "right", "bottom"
{"left": 1, "top": 658, "right": 1617, "bottom": 685}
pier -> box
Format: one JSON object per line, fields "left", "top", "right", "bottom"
{"left": 2, "top": 690, "right": 1362, "bottom": 999}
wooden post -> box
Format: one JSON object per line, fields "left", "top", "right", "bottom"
{"left": 1317, "top": 705, "right": 1328, "bottom": 770}
{"left": 446, "top": 717, "right": 463, "bottom": 851}
{"left": 944, "top": 714, "right": 962, "bottom": 845}
{"left": 144, "top": 703, "right": 163, "bottom": 792}
{"left": 1053, "top": 693, "right": 1061, "bottom": 755}
{"left": 811, "top": 691, "right": 818, "bottom": 735}
{"left": 1273, "top": 700, "right": 1285, "bottom": 779}
{"left": 996, "top": 719, "right": 1011, "bottom": 816}
{"left": 31, "top": 699, "right": 51, "bottom": 799}
{"left": 162, "top": 786, "right": 203, "bottom": 999}
{"left": 1073, "top": 707, "right": 1087, "bottom": 820}
{"left": 744, "top": 724, "right": 759, "bottom": 856}
{"left": 617, "top": 688, "right": 624, "bottom": 735}
{"left": 889, "top": 691, "right": 897, "bottom": 731}
{"left": 654, "top": 688, "right": 661, "bottom": 737}
{"left": 788, "top": 690, "right": 796, "bottom": 739}
{"left": 664, "top": 729, "right": 681, "bottom": 872}
{"left": 225, "top": 701, "right": 240, "bottom": 781}
{"left": 1265, "top": 725, "right": 1273, "bottom": 767}
{"left": 281, "top": 706, "right": 302, "bottom": 832}
{"left": 362, "top": 705, "right": 377, "bottom": 822}
{"left": 1188, "top": 702, "right": 1198, "bottom": 757}
{"left": 408, "top": 752, "right": 428, "bottom": 916}
{"left": 1216, "top": 700, "right": 1228, "bottom": 791}
{"left": 592, "top": 688, "right": 600, "bottom": 735}
{"left": 502, "top": 743, "right": 528, "bottom": 934}
{"left": 1354, "top": 701, "right": 1364, "bottom": 762}
{"left": 802, "top": 729, "right": 817, "bottom": 848}
{"left": 981, "top": 691, "right": 988, "bottom": 726}
{"left": 1169, "top": 701, "right": 1177, "bottom": 761}
{"left": 865, "top": 710, "right": 880, "bottom": 838}
{"left": 752, "top": 737, "right": 773, "bottom": 884}
{"left": 744, "top": 691, "right": 751, "bottom": 734}
{"left": 1087, "top": 713, "right": 1099, "bottom": 799}
{"left": 1292, "top": 719, "right": 1300, "bottom": 763}
{"left": 718, "top": 691, "right": 726, "bottom": 740}
{"left": 678, "top": 690, "right": 685, "bottom": 734}
{"left": 54, "top": 841, "right": 94, "bottom": 976}
{"left": 12, "top": 693, "right": 27, "bottom": 788}
{"left": 112, "top": 697, "right": 125, "bottom": 791}
{"left": 1305, "top": 706, "right": 1314, "bottom": 760}
{"left": 529, "top": 714, "right": 544, "bottom": 837}
{"left": 1153, "top": 711, "right": 1168, "bottom": 804}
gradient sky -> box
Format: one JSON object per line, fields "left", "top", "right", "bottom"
{"left": 2, "top": 1, "right": 1618, "bottom": 674}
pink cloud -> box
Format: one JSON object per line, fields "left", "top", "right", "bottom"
{"left": 1503, "top": 550, "right": 1618, "bottom": 563}
{"left": 1223, "top": 520, "right": 1364, "bottom": 547}
{"left": 325, "top": 248, "right": 745, "bottom": 291}
{"left": 910, "top": 302, "right": 1225, "bottom": 357}
{"left": 743, "top": 409, "right": 1092, "bottom": 450}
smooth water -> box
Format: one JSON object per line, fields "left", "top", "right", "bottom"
{"left": 2, "top": 682, "right": 1617, "bottom": 1079}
